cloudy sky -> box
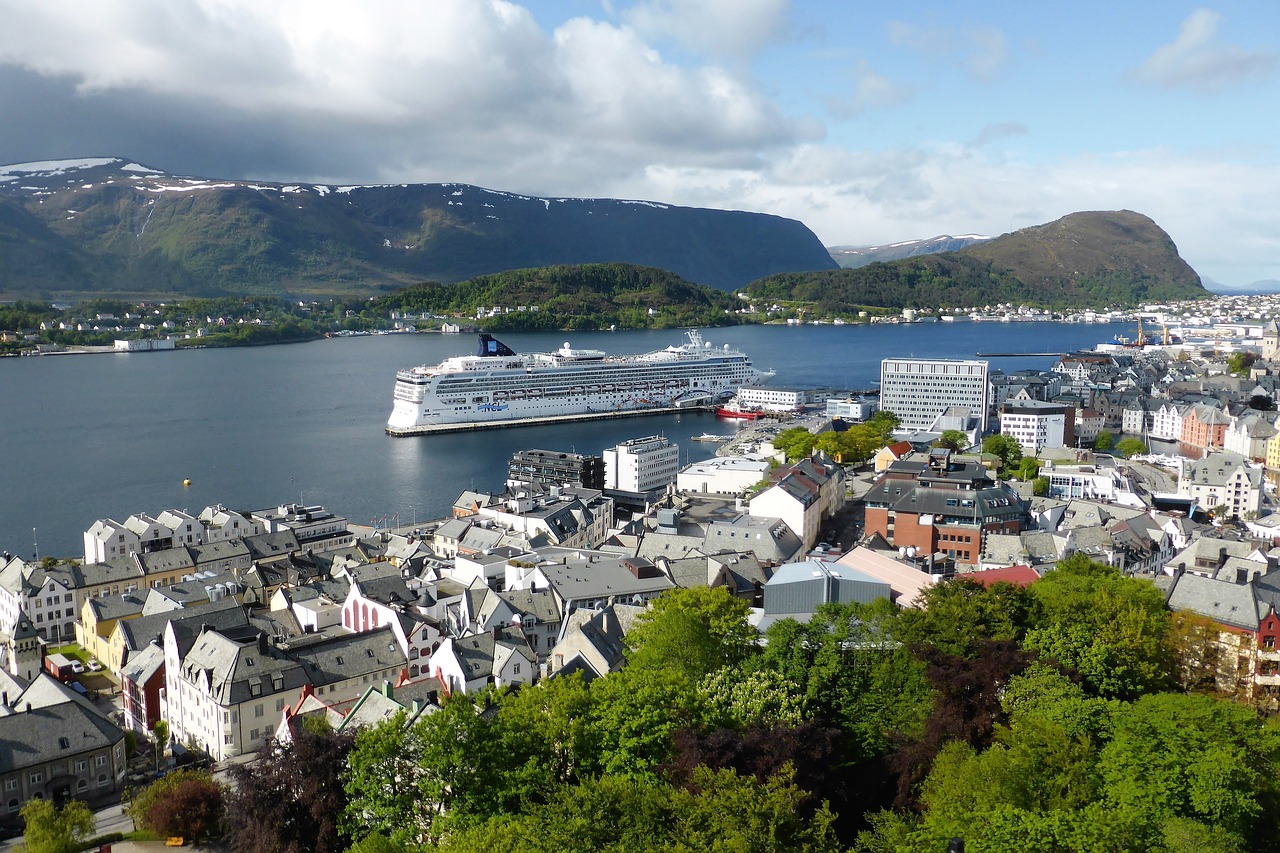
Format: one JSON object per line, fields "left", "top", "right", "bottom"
{"left": 0, "top": 1, "right": 1276, "bottom": 285}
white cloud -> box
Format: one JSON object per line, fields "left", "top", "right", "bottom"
{"left": 964, "top": 27, "right": 1010, "bottom": 83}
{"left": 638, "top": 142, "right": 1280, "bottom": 286}
{"left": 826, "top": 59, "right": 914, "bottom": 118}
{"left": 971, "top": 122, "right": 1028, "bottom": 147}
{"left": 0, "top": 0, "right": 812, "bottom": 188}
{"left": 886, "top": 20, "right": 1012, "bottom": 82}
{"left": 622, "top": 0, "right": 790, "bottom": 61}
{"left": 1133, "top": 9, "right": 1278, "bottom": 93}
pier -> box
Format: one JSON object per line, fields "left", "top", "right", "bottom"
{"left": 386, "top": 404, "right": 717, "bottom": 436}
{"left": 974, "top": 351, "right": 1070, "bottom": 358}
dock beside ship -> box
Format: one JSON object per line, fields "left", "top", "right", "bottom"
{"left": 387, "top": 403, "right": 718, "bottom": 436}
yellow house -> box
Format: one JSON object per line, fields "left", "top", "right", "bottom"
{"left": 77, "top": 592, "right": 146, "bottom": 664}
{"left": 1267, "top": 431, "right": 1280, "bottom": 486}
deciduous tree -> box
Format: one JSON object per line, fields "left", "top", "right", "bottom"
{"left": 226, "top": 728, "right": 354, "bottom": 853}
{"left": 17, "top": 799, "right": 94, "bottom": 853}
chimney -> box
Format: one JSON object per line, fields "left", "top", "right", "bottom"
{"left": 257, "top": 632, "right": 268, "bottom": 654}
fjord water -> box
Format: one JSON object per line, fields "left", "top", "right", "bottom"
{"left": 0, "top": 321, "right": 1130, "bottom": 557}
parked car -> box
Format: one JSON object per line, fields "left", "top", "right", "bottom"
{"left": 70, "top": 661, "right": 85, "bottom": 674}
{"left": 88, "top": 661, "right": 103, "bottom": 672}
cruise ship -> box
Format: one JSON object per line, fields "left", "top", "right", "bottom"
{"left": 386, "top": 330, "right": 770, "bottom": 435}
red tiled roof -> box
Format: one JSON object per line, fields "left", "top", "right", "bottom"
{"left": 966, "top": 565, "right": 1040, "bottom": 587}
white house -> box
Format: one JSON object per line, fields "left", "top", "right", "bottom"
{"left": 676, "top": 456, "right": 772, "bottom": 495}
{"left": 747, "top": 456, "right": 844, "bottom": 551}
{"left": 999, "top": 401, "right": 1070, "bottom": 454}
{"left": 428, "top": 627, "right": 536, "bottom": 694}
{"left": 340, "top": 573, "right": 443, "bottom": 679}
{"left": 1151, "top": 403, "right": 1187, "bottom": 442}
{"left": 1178, "top": 452, "right": 1266, "bottom": 520}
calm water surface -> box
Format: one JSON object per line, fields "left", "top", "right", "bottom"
{"left": 0, "top": 321, "right": 1130, "bottom": 557}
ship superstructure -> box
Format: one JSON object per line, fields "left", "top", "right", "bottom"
{"left": 387, "top": 330, "right": 769, "bottom": 435}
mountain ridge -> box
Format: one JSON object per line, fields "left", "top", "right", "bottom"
{"left": 0, "top": 157, "right": 838, "bottom": 298}
{"left": 748, "top": 210, "right": 1207, "bottom": 310}
{"left": 827, "top": 233, "right": 992, "bottom": 268}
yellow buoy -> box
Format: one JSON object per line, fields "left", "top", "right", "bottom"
{"left": 183, "top": 479, "right": 192, "bottom": 487}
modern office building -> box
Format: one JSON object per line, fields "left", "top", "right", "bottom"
{"left": 879, "top": 358, "right": 989, "bottom": 432}
{"left": 507, "top": 449, "right": 606, "bottom": 490}
{"left": 602, "top": 435, "right": 680, "bottom": 493}
{"left": 999, "top": 401, "right": 1075, "bottom": 454}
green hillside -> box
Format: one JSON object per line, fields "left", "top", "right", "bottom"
{"left": 376, "top": 263, "right": 745, "bottom": 330}
{"left": 0, "top": 158, "right": 837, "bottom": 299}
{"left": 748, "top": 210, "right": 1207, "bottom": 310}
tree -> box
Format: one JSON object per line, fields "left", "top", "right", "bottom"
{"left": 1098, "top": 692, "right": 1280, "bottom": 848}
{"left": 773, "top": 427, "right": 817, "bottom": 462}
{"left": 226, "top": 728, "right": 355, "bottom": 853}
{"left": 436, "top": 767, "right": 842, "bottom": 853}
{"left": 138, "top": 774, "right": 224, "bottom": 841}
{"left": 151, "top": 719, "right": 169, "bottom": 772}
{"left": 896, "top": 578, "right": 1036, "bottom": 658}
{"left": 1015, "top": 456, "right": 1041, "bottom": 481}
{"left": 1094, "top": 430, "right": 1114, "bottom": 451}
{"left": 491, "top": 672, "right": 602, "bottom": 794}
{"left": 1248, "top": 394, "right": 1275, "bottom": 412}
{"left": 1115, "top": 437, "right": 1148, "bottom": 458}
{"left": 17, "top": 799, "right": 95, "bottom": 853}
{"left": 934, "top": 429, "right": 969, "bottom": 452}
{"left": 866, "top": 410, "right": 902, "bottom": 445}
{"left": 347, "top": 832, "right": 409, "bottom": 853}
{"left": 1023, "top": 553, "right": 1174, "bottom": 700}
{"left": 625, "top": 587, "right": 757, "bottom": 680}
{"left": 762, "top": 601, "right": 931, "bottom": 761}
{"left": 698, "top": 666, "right": 806, "bottom": 728}
{"left": 1228, "top": 351, "right": 1257, "bottom": 377}
{"left": 890, "top": 639, "right": 1036, "bottom": 807}
{"left": 982, "top": 434, "right": 1022, "bottom": 474}
{"left": 345, "top": 694, "right": 502, "bottom": 844}
{"left": 1032, "top": 475, "right": 1050, "bottom": 496}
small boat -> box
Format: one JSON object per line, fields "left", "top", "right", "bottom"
{"left": 716, "top": 403, "right": 764, "bottom": 420}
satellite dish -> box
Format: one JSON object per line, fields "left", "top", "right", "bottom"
{"left": 899, "top": 547, "right": 908, "bottom": 557}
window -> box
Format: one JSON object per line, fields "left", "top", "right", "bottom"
{"left": 255, "top": 704, "right": 264, "bottom": 718}
{"left": 4, "top": 780, "right": 16, "bottom": 791}
{"left": 96, "top": 755, "right": 107, "bottom": 767}
{"left": 7, "top": 799, "right": 17, "bottom": 813}
{"left": 75, "top": 760, "right": 86, "bottom": 772}
{"left": 77, "top": 780, "right": 88, "bottom": 792}
{"left": 30, "top": 772, "right": 42, "bottom": 784}
{"left": 1266, "top": 636, "right": 1277, "bottom": 650}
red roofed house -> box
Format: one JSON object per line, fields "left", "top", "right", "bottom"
{"left": 874, "top": 441, "right": 914, "bottom": 473}
{"left": 964, "top": 565, "right": 1040, "bottom": 588}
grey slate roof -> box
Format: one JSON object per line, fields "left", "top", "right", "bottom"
{"left": 119, "top": 598, "right": 245, "bottom": 653}
{"left": 287, "top": 626, "right": 406, "bottom": 687}
{"left": 1165, "top": 572, "right": 1265, "bottom": 631}
{"left": 181, "top": 631, "right": 309, "bottom": 706}
{"left": 0, "top": 689, "right": 124, "bottom": 773}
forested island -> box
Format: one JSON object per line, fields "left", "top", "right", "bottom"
{"left": 0, "top": 265, "right": 757, "bottom": 354}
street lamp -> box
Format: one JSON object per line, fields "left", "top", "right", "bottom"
{"left": 410, "top": 504, "right": 416, "bottom": 530}
{"left": 32, "top": 528, "right": 38, "bottom": 561}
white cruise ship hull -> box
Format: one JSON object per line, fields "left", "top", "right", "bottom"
{"left": 386, "top": 331, "right": 769, "bottom": 435}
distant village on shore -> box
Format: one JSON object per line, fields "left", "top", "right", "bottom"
{"left": 8, "top": 289, "right": 1280, "bottom": 837}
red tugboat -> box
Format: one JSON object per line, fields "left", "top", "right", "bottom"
{"left": 716, "top": 398, "right": 764, "bottom": 420}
